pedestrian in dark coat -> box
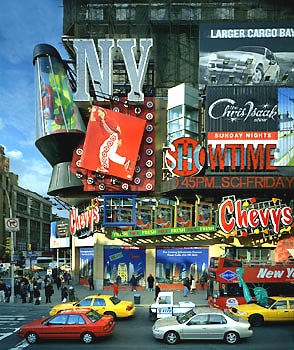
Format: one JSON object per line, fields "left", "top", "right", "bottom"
{"left": 33, "top": 285, "right": 40, "bottom": 305}
{"left": 55, "top": 276, "right": 61, "bottom": 290}
{"left": 20, "top": 282, "right": 27, "bottom": 303}
{"left": 154, "top": 283, "right": 160, "bottom": 301}
{"left": 61, "top": 286, "right": 68, "bottom": 302}
{"left": 147, "top": 274, "right": 154, "bottom": 292}
{"left": 130, "top": 274, "right": 137, "bottom": 291}
{"left": 45, "top": 282, "right": 53, "bottom": 303}
{"left": 87, "top": 276, "right": 94, "bottom": 290}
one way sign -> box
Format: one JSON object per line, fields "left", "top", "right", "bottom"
{"left": 4, "top": 218, "right": 19, "bottom": 232}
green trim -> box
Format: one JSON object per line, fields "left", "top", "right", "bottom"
{"left": 112, "top": 225, "right": 216, "bottom": 238}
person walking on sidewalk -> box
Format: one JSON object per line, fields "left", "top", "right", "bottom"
{"left": 88, "top": 275, "right": 94, "bottom": 290}
{"left": 154, "top": 283, "right": 160, "bottom": 301}
{"left": 183, "top": 277, "right": 190, "bottom": 297}
{"left": 147, "top": 274, "right": 154, "bottom": 292}
{"left": 61, "top": 285, "right": 68, "bottom": 302}
{"left": 45, "top": 282, "right": 54, "bottom": 304}
{"left": 113, "top": 282, "right": 118, "bottom": 297}
{"left": 130, "top": 274, "right": 137, "bottom": 291}
{"left": 0, "top": 279, "right": 7, "bottom": 303}
{"left": 33, "top": 285, "right": 40, "bottom": 305}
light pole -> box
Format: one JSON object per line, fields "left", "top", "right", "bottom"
{"left": 4, "top": 189, "right": 15, "bottom": 303}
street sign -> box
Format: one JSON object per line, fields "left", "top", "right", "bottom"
{"left": 4, "top": 218, "right": 19, "bottom": 232}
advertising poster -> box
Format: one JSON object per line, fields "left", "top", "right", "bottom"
{"left": 206, "top": 86, "right": 294, "bottom": 170}
{"left": 175, "top": 203, "right": 192, "bottom": 227}
{"left": 135, "top": 206, "right": 153, "bottom": 230}
{"left": 200, "top": 22, "right": 294, "bottom": 86}
{"left": 195, "top": 202, "right": 213, "bottom": 226}
{"left": 50, "top": 220, "right": 70, "bottom": 248}
{"left": 155, "top": 205, "right": 173, "bottom": 229}
{"left": 80, "top": 248, "right": 94, "bottom": 278}
{"left": 80, "top": 105, "right": 146, "bottom": 181}
{"left": 156, "top": 247, "right": 209, "bottom": 284}
{"left": 104, "top": 246, "right": 146, "bottom": 286}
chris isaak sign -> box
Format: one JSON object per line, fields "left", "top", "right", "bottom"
{"left": 218, "top": 197, "right": 293, "bottom": 239}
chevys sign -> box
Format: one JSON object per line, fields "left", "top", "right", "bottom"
{"left": 69, "top": 207, "right": 100, "bottom": 236}
{"left": 218, "top": 198, "right": 293, "bottom": 236}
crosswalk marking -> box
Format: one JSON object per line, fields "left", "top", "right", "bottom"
{"left": 9, "top": 339, "right": 29, "bottom": 350}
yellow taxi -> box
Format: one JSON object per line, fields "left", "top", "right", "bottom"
{"left": 230, "top": 296, "right": 294, "bottom": 326}
{"left": 49, "top": 294, "right": 135, "bottom": 319}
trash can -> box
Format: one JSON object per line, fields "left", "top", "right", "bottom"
{"left": 134, "top": 294, "right": 141, "bottom": 304}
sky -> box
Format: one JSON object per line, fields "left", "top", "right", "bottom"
{"left": 0, "top": 0, "right": 69, "bottom": 213}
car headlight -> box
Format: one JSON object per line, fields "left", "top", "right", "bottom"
{"left": 236, "top": 310, "right": 248, "bottom": 316}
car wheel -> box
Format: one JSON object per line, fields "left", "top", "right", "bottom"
{"left": 249, "top": 314, "right": 264, "bottom": 327}
{"left": 25, "top": 332, "right": 39, "bottom": 344}
{"left": 81, "top": 332, "right": 94, "bottom": 344}
{"left": 104, "top": 311, "right": 116, "bottom": 320}
{"left": 164, "top": 331, "right": 179, "bottom": 345}
{"left": 252, "top": 65, "right": 264, "bottom": 83}
{"left": 224, "top": 331, "right": 239, "bottom": 344}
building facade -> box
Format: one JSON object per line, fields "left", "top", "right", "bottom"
{"left": 0, "top": 147, "right": 53, "bottom": 262}
{"left": 33, "top": 1, "right": 294, "bottom": 288}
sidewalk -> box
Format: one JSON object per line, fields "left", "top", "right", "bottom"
{"left": 1, "top": 282, "right": 208, "bottom": 309}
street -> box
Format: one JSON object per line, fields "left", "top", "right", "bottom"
{"left": 0, "top": 305, "right": 293, "bottom": 350}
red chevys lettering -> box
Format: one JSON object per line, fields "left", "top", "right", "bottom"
{"left": 70, "top": 207, "right": 100, "bottom": 235}
{"left": 219, "top": 199, "right": 292, "bottom": 234}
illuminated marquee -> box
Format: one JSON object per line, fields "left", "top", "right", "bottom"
{"left": 218, "top": 196, "right": 293, "bottom": 238}
{"left": 69, "top": 206, "right": 100, "bottom": 236}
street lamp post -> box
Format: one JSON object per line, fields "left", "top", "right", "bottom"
{"left": 4, "top": 189, "right": 15, "bottom": 303}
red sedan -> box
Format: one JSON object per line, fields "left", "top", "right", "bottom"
{"left": 16, "top": 308, "right": 115, "bottom": 344}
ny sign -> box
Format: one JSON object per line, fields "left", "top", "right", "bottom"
{"left": 73, "top": 38, "right": 153, "bottom": 103}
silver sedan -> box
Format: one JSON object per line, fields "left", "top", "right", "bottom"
{"left": 152, "top": 307, "right": 253, "bottom": 345}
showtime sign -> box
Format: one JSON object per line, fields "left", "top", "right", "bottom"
{"left": 219, "top": 198, "right": 293, "bottom": 235}
{"left": 69, "top": 207, "right": 100, "bottom": 236}
{"left": 164, "top": 136, "right": 276, "bottom": 177}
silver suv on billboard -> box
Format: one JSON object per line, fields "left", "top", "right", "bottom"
{"left": 207, "top": 46, "right": 280, "bottom": 84}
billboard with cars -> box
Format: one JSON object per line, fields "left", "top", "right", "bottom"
{"left": 200, "top": 22, "right": 294, "bottom": 86}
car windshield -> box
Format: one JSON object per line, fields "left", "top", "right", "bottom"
{"left": 235, "top": 46, "right": 265, "bottom": 55}
{"left": 176, "top": 309, "right": 196, "bottom": 324}
{"left": 86, "top": 309, "right": 103, "bottom": 322}
{"left": 264, "top": 298, "right": 277, "bottom": 309}
{"left": 41, "top": 317, "right": 51, "bottom": 325}
{"left": 224, "top": 310, "right": 240, "bottom": 322}
{"left": 109, "top": 296, "right": 121, "bottom": 305}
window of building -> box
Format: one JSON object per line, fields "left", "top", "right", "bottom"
{"left": 181, "top": 5, "right": 201, "bottom": 21}
{"left": 116, "top": 5, "right": 135, "bottom": 21}
{"left": 84, "top": 4, "right": 104, "bottom": 21}
{"left": 215, "top": 5, "right": 234, "bottom": 20}
{"left": 248, "top": 8, "right": 267, "bottom": 20}
{"left": 150, "top": 5, "right": 168, "bottom": 21}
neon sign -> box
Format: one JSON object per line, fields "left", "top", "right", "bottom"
{"left": 69, "top": 207, "right": 100, "bottom": 236}
{"left": 218, "top": 197, "right": 293, "bottom": 238}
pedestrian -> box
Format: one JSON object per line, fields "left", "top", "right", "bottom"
{"left": 113, "top": 282, "right": 118, "bottom": 297}
{"left": 130, "top": 274, "right": 137, "bottom": 291}
{"left": 116, "top": 275, "right": 121, "bottom": 286}
{"left": 183, "top": 277, "right": 190, "bottom": 297}
{"left": 33, "top": 285, "right": 40, "bottom": 305}
{"left": 0, "top": 279, "right": 7, "bottom": 303}
{"left": 20, "top": 281, "right": 27, "bottom": 303}
{"left": 200, "top": 274, "right": 207, "bottom": 290}
{"left": 87, "top": 275, "right": 94, "bottom": 290}
{"left": 55, "top": 275, "right": 61, "bottom": 290}
{"left": 68, "top": 286, "right": 75, "bottom": 302}
{"left": 154, "top": 282, "right": 160, "bottom": 301}
{"left": 28, "top": 279, "right": 34, "bottom": 303}
{"left": 61, "top": 285, "right": 68, "bottom": 302}
{"left": 190, "top": 275, "right": 196, "bottom": 294}
{"left": 5, "top": 284, "right": 11, "bottom": 303}
{"left": 147, "top": 273, "right": 155, "bottom": 292}
{"left": 45, "top": 282, "right": 53, "bottom": 303}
